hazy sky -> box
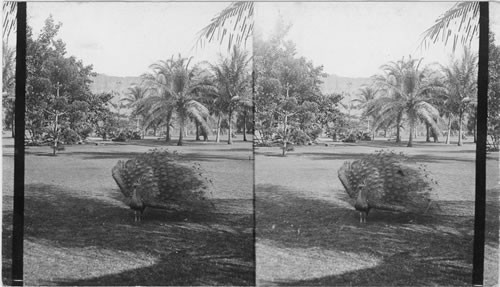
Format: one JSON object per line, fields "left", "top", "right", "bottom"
{"left": 26, "top": 2, "right": 500, "bottom": 78}
{"left": 27, "top": 2, "right": 240, "bottom": 77}
{"left": 256, "top": 2, "right": 500, "bottom": 78}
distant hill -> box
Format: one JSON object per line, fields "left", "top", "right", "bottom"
{"left": 90, "top": 74, "right": 142, "bottom": 95}
{"left": 320, "top": 74, "right": 373, "bottom": 111}
{"left": 89, "top": 74, "right": 142, "bottom": 112}
{"left": 320, "top": 73, "right": 372, "bottom": 95}
{"left": 321, "top": 74, "right": 371, "bottom": 115}
{"left": 89, "top": 73, "right": 372, "bottom": 113}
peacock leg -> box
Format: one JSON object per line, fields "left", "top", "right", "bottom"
{"left": 360, "top": 212, "right": 367, "bottom": 223}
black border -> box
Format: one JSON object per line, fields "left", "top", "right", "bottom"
{"left": 472, "top": 2, "right": 489, "bottom": 286}
{"left": 12, "top": 2, "right": 26, "bottom": 286}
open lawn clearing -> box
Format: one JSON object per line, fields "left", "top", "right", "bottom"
{"left": 2, "top": 134, "right": 254, "bottom": 285}
{"left": 255, "top": 139, "right": 499, "bottom": 286}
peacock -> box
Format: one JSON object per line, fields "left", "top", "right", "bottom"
{"left": 111, "top": 149, "right": 211, "bottom": 222}
{"left": 338, "top": 150, "right": 437, "bottom": 223}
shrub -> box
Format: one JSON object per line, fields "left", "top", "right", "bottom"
{"left": 289, "top": 129, "right": 310, "bottom": 145}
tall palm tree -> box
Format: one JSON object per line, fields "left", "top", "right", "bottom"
{"left": 441, "top": 47, "right": 478, "bottom": 146}
{"left": 373, "top": 57, "right": 443, "bottom": 147}
{"left": 122, "top": 84, "right": 149, "bottom": 138}
{"left": 196, "top": 2, "right": 253, "bottom": 51}
{"left": 142, "top": 55, "right": 213, "bottom": 146}
{"left": 353, "top": 86, "right": 378, "bottom": 139}
{"left": 210, "top": 47, "right": 251, "bottom": 144}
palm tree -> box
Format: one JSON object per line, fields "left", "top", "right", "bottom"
{"left": 142, "top": 55, "right": 213, "bottom": 146}
{"left": 196, "top": 2, "right": 253, "bottom": 51}
{"left": 441, "top": 47, "right": 478, "bottom": 146}
{"left": 373, "top": 57, "right": 443, "bottom": 147}
{"left": 210, "top": 47, "right": 251, "bottom": 144}
{"left": 122, "top": 84, "right": 149, "bottom": 138}
{"left": 353, "top": 86, "right": 378, "bottom": 140}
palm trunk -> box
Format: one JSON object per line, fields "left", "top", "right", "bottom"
{"left": 446, "top": 116, "right": 452, "bottom": 144}
{"left": 407, "top": 118, "right": 414, "bottom": 147}
{"left": 474, "top": 124, "right": 477, "bottom": 143}
{"left": 177, "top": 125, "right": 184, "bottom": 146}
{"left": 458, "top": 111, "right": 463, "bottom": 146}
{"left": 243, "top": 109, "right": 247, "bottom": 142}
{"left": 227, "top": 110, "right": 233, "bottom": 145}
{"left": 166, "top": 113, "right": 172, "bottom": 142}
{"left": 282, "top": 113, "right": 288, "bottom": 156}
{"left": 195, "top": 122, "right": 200, "bottom": 141}
{"left": 52, "top": 113, "right": 59, "bottom": 155}
{"left": 396, "top": 112, "right": 402, "bottom": 143}
{"left": 216, "top": 114, "right": 221, "bottom": 143}
{"left": 11, "top": 115, "right": 15, "bottom": 138}
{"left": 166, "top": 124, "right": 171, "bottom": 142}
{"left": 282, "top": 85, "right": 292, "bottom": 156}
{"left": 426, "top": 123, "right": 431, "bottom": 142}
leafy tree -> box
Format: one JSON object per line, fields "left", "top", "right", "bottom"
{"left": 25, "top": 16, "right": 97, "bottom": 154}
{"left": 315, "top": 93, "right": 343, "bottom": 133}
{"left": 255, "top": 20, "right": 334, "bottom": 154}
{"left": 2, "top": 41, "right": 15, "bottom": 136}
{"left": 87, "top": 92, "right": 116, "bottom": 140}
{"left": 210, "top": 47, "right": 251, "bottom": 144}
{"left": 440, "top": 47, "right": 478, "bottom": 146}
{"left": 373, "top": 57, "right": 443, "bottom": 147}
{"left": 488, "top": 32, "right": 500, "bottom": 151}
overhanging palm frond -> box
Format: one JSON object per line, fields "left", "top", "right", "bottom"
{"left": 3, "top": 2, "right": 16, "bottom": 40}
{"left": 420, "top": 2, "right": 479, "bottom": 51}
{"left": 195, "top": 2, "right": 254, "bottom": 51}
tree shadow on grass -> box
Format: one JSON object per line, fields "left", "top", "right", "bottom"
{"left": 2, "top": 183, "right": 254, "bottom": 286}
{"left": 261, "top": 150, "right": 477, "bottom": 164}
{"left": 27, "top": 150, "right": 250, "bottom": 162}
{"left": 256, "top": 184, "right": 498, "bottom": 286}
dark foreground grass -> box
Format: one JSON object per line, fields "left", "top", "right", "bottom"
{"left": 257, "top": 185, "right": 499, "bottom": 286}
{"left": 2, "top": 135, "right": 254, "bottom": 286}
{"left": 255, "top": 139, "right": 499, "bottom": 286}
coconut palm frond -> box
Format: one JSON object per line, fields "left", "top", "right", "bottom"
{"left": 195, "top": 1, "right": 254, "bottom": 51}
{"left": 419, "top": 2, "right": 479, "bottom": 51}
{"left": 3, "top": 2, "right": 17, "bottom": 40}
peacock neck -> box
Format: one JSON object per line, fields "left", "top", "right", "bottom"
{"left": 355, "top": 188, "right": 369, "bottom": 210}
{"left": 131, "top": 188, "right": 142, "bottom": 207}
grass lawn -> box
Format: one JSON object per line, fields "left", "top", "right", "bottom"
{"left": 2, "top": 133, "right": 254, "bottom": 286}
{"left": 255, "top": 137, "right": 499, "bottom": 286}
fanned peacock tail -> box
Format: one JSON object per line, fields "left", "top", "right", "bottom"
{"left": 338, "top": 150, "right": 438, "bottom": 214}
{"left": 111, "top": 148, "right": 212, "bottom": 214}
